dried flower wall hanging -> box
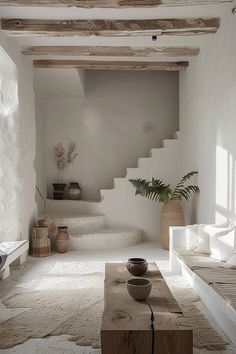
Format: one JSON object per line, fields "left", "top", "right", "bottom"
{"left": 54, "top": 142, "right": 78, "bottom": 170}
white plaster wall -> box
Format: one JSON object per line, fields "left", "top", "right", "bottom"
{"left": 35, "top": 94, "right": 47, "bottom": 215}
{"left": 0, "top": 33, "right": 37, "bottom": 241}
{"left": 46, "top": 70, "right": 179, "bottom": 200}
{"left": 179, "top": 4, "right": 236, "bottom": 225}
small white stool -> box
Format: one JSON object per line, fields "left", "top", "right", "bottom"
{"left": 0, "top": 240, "right": 29, "bottom": 280}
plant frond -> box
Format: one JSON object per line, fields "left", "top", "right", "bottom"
{"left": 129, "top": 178, "right": 172, "bottom": 203}
{"left": 129, "top": 171, "right": 199, "bottom": 204}
{"left": 171, "top": 171, "right": 199, "bottom": 201}
{"left": 174, "top": 171, "right": 198, "bottom": 189}
{"left": 171, "top": 185, "right": 200, "bottom": 201}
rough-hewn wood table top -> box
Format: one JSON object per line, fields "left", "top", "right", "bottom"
{"left": 101, "top": 263, "right": 193, "bottom": 354}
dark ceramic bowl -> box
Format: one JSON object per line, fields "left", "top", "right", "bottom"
{"left": 126, "top": 258, "right": 148, "bottom": 276}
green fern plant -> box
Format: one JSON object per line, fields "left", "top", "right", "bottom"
{"left": 129, "top": 171, "right": 199, "bottom": 204}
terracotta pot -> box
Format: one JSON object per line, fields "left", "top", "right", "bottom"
{"left": 53, "top": 183, "right": 66, "bottom": 200}
{"left": 56, "top": 226, "right": 69, "bottom": 253}
{"left": 160, "top": 200, "right": 185, "bottom": 250}
{"left": 126, "top": 258, "right": 148, "bottom": 276}
{"left": 68, "top": 182, "right": 81, "bottom": 200}
{"left": 31, "top": 226, "right": 51, "bottom": 257}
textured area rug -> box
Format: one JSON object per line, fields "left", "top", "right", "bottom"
{"left": 0, "top": 261, "right": 229, "bottom": 350}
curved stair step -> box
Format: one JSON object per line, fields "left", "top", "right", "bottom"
{"left": 54, "top": 215, "right": 106, "bottom": 234}
{"left": 70, "top": 229, "right": 142, "bottom": 250}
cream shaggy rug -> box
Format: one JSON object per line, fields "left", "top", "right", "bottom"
{"left": 0, "top": 261, "right": 229, "bottom": 350}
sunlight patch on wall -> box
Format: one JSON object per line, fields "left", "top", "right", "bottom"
{"left": 216, "top": 146, "right": 228, "bottom": 210}
{"left": 215, "top": 211, "right": 228, "bottom": 224}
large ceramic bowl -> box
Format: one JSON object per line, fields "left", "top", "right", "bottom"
{"left": 127, "top": 278, "right": 152, "bottom": 301}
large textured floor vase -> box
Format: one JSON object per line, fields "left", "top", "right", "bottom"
{"left": 160, "top": 200, "right": 185, "bottom": 250}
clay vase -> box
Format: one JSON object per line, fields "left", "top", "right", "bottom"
{"left": 160, "top": 200, "right": 185, "bottom": 250}
{"left": 126, "top": 258, "right": 148, "bottom": 276}
{"left": 56, "top": 226, "right": 69, "bottom": 253}
{"left": 68, "top": 182, "right": 81, "bottom": 200}
{"left": 52, "top": 183, "right": 67, "bottom": 200}
{"left": 31, "top": 226, "right": 51, "bottom": 257}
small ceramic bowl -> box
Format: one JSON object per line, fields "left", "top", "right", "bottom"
{"left": 127, "top": 278, "right": 152, "bottom": 301}
{"left": 126, "top": 258, "right": 148, "bottom": 276}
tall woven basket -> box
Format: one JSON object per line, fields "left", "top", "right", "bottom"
{"left": 160, "top": 200, "right": 185, "bottom": 250}
{"left": 38, "top": 216, "right": 57, "bottom": 251}
{"left": 31, "top": 226, "right": 51, "bottom": 257}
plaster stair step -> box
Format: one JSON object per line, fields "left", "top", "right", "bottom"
{"left": 46, "top": 199, "right": 101, "bottom": 216}
{"left": 100, "top": 188, "right": 115, "bottom": 198}
{"left": 173, "top": 131, "right": 180, "bottom": 139}
{"left": 162, "top": 139, "right": 179, "bottom": 148}
{"left": 70, "top": 228, "right": 142, "bottom": 250}
{"left": 54, "top": 215, "right": 106, "bottom": 234}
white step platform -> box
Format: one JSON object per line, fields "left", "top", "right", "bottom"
{"left": 54, "top": 214, "right": 142, "bottom": 250}
{"left": 54, "top": 215, "right": 106, "bottom": 234}
{"left": 69, "top": 228, "right": 142, "bottom": 250}
{"left": 0, "top": 240, "right": 29, "bottom": 280}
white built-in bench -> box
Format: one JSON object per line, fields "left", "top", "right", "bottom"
{"left": 169, "top": 226, "right": 236, "bottom": 346}
{"left": 0, "top": 240, "right": 29, "bottom": 280}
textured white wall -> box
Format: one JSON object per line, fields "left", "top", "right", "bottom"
{"left": 180, "top": 5, "right": 236, "bottom": 225}
{"left": 35, "top": 94, "right": 47, "bottom": 215}
{"left": 46, "top": 70, "right": 179, "bottom": 200}
{"left": 0, "top": 33, "right": 37, "bottom": 241}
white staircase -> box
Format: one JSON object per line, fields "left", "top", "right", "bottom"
{"left": 47, "top": 131, "right": 181, "bottom": 245}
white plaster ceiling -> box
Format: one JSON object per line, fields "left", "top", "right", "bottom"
{"left": 0, "top": 4, "right": 224, "bottom": 19}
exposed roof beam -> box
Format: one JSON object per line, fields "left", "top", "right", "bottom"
{"left": 0, "top": 0, "right": 232, "bottom": 7}
{"left": 1, "top": 18, "right": 220, "bottom": 37}
{"left": 22, "top": 45, "right": 200, "bottom": 57}
{"left": 33, "top": 59, "right": 189, "bottom": 70}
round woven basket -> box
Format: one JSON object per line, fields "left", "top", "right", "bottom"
{"left": 160, "top": 200, "right": 185, "bottom": 250}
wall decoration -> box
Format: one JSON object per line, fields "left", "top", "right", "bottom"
{"left": 52, "top": 142, "right": 79, "bottom": 200}
{"left": 54, "top": 142, "right": 78, "bottom": 170}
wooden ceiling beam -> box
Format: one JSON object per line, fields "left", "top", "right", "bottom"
{"left": 33, "top": 59, "right": 189, "bottom": 70}
{"left": 22, "top": 45, "right": 200, "bottom": 57}
{"left": 1, "top": 18, "right": 220, "bottom": 37}
{"left": 0, "top": 0, "right": 231, "bottom": 7}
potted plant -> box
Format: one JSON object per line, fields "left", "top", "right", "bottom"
{"left": 53, "top": 142, "right": 78, "bottom": 200}
{"left": 129, "top": 171, "right": 199, "bottom": 250}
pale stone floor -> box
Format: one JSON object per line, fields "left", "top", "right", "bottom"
{"left": 0, "top": 242, "right": 235, "bottom": 354}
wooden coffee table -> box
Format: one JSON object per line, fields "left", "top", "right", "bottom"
{"left": 101, "top": 263, "right": 192, "bottom": 354}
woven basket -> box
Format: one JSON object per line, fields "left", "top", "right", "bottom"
{"left": 31, "top": 226, "right": 51, "bottom": 257}
{"left": 38, "top": 216, "right": 57, "bottom": 251}
{"left": 160, "top": 200, "right": 185, "bottom": 250}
